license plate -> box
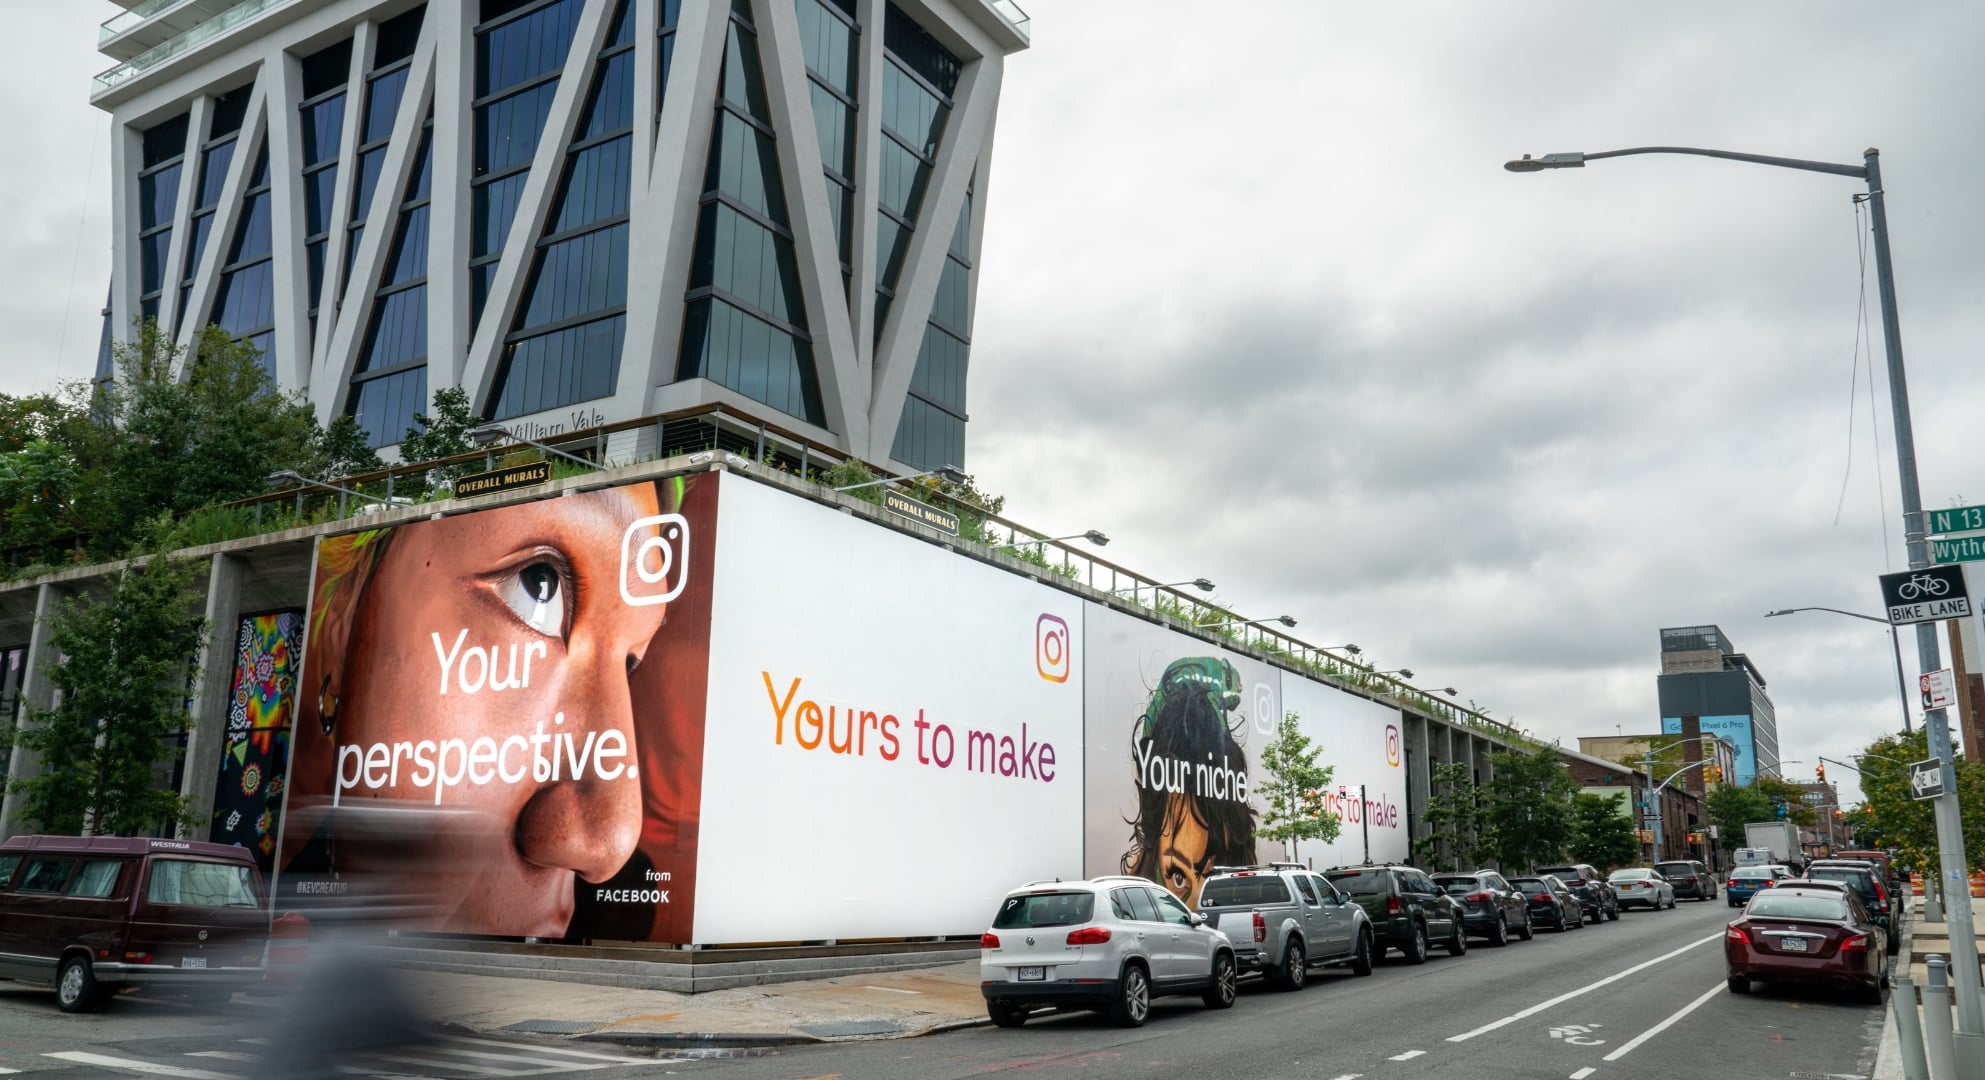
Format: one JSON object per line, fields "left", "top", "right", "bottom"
{"left": 1017, "top": 966, "right": 1045, "bottom": 981}
{"left": 1781, "top": 938, "right": 1807, "bottom": 953}
{"left": 180, "top": 956, "right": 208, "bottom": 969}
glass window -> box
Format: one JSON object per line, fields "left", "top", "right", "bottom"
{"left": 145, "top": 860, "right": 257, "bottom": 907}
{"left": 304, "top": 165, "right": 341, "bottom": 237}
{"left": 228, "top": 191, "right": 273, "bottom": 265}
{"left": 705, "top": 112, "right": 789, "bottom": 225}
{"left": 796, "top": 0, "right": 856, "bottom": 95}
{"left": 877, "top": 137, "right": 930, "bottom": 221}
{"left": 890, "top": 395, "right": 963, "bottom": 472}
{"left": 142, "top": 114, "right": 190, "bottom": 169}
{"left": 347, "top": 366, "right": 428, "bottom": 447}
{"left": 375, "top": 5, "right": 426, "bottom": 67}
{"left": 1311, "top": 875, "right": 1342, "bottom": 903}
{"left": 475, "top": 0, "right": 584, "bottom": 97}
{"left": 197, "top": 141, "right": 236, "bottom": 210}
{"left": 1121, "top": 886, "right": 1159, "bottom": 923}
{"left": 300, "top": 39, "right": 353, "bottom": 98}
{"left": 1199, "top": 876, "right": 1291, "bottom": 907}
{"left": 579, "top": 51, "right": 634, "bottom": 139}
{"left": 549, "top": 136, "right": 632, "bottom": 233}
{"left": 18, "top": 857, "right": 76, "bottom": 894}
{"left": 1745, "top": 893, "right": 1847, "bottom": 920}
{"left": 515, "top": 224, "right": 629, "bottom": 328}
{"left": 882, "top": 2, "right": 958, "bottom": 97}
{"left": 476, "top": 80, "right": 561, "bottom": 175}
{"left": 679, "top": 297, "right": 824, "bottom": 425}
{"left": 356, "top": 285, "right": 429, "bottom": 374}
{"left": 301, "top": 92, "right": 346, "bottom": 167}
{"left": 717, "top": 17, "right": 772, "bottom": 122}
{"left": 0, "top": 854, "right": 21, "bottom": 889}
{"left": 1153, "top": 890, "right": 1195, "bottom": 926}
{"left": 809, "top": 82, "right": 854, "bottom": 177}
{"left": 364, "top": 66, "right": 410, "bottom": 144}
{"left": 690, "top": 204, "right": 803, "bottom": 325}
{"left": 473, "top": 172, "right": 531, "bottom": 258}
{"left": 491, "top": 315, "right": 625, "bottom": 419}
{"left": 213, "top": 260, "right": 275, "bottom": 337}
{"left": 68, "top": 860, "right": 125, "bottom": 899}
{"left": 991, "top": 891, "right": 1095, "bottom": 930}
{"left": 1292, "top": 875, "right": 1320, "bottom": 905}
{"left": 139, "top": 162, "right": 182, "bottom": 232}
{"left": 381, "top": 205, "right": 432, "bottom": 288}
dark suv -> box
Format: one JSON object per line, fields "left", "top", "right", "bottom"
{"left": 1323, "top": 865, "right": 1466, "bottom": 965}
{"left": 1654, "top": 860, "right": 1716, "bottom": 901}
{"left": 1536, "top": 864, "right": 1619, "bottom": 922}
{"left": 1432, "top": 871, "right": 1533, "bottom": 947}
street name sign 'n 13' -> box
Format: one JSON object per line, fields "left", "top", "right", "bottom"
{"left": 1930, "top": 504, "right": 1985, "bottom": 537}
{"left": 1879, "top": 564, "right": 1972, "bottom": 626}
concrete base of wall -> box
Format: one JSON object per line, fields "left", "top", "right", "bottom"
{"left": 377, "top": 938, "right": 981, "bottom": 993}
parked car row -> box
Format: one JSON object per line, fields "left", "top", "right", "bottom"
{"left": 980, "top": 860, "right": 1700, "bottom": 1028}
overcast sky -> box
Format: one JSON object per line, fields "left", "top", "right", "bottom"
{"left": 10, "top": 2, "right": 1985, "bottom": 806}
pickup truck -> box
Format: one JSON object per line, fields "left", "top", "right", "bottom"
{"left": 1195, "top": 864, "right": 1374, "bottom": 990}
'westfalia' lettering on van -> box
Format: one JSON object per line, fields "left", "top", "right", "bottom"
{"left": 148, "top": 840, "right": 192, "bottom": 849}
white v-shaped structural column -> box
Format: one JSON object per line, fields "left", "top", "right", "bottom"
{"left": 176, "top": 77, "right": 269, "bottom": 376}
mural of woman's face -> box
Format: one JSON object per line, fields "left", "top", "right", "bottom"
{"left": 330, "top": 485, "right": 667, "bottom": 937}
{"left": 1159, "top": 795, "right": 1213, "bottom": 905}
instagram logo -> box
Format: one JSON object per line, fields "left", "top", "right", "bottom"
{"left": 1253, "top": 685, "right": 1277, "bottom": 736}
{"left": 1035, "top": 614, "right": 1070, "bottom": 683}
{"left": 619, "top": 514, "right": 690, "bottom": 607}
{"left": 1384, "top": 724, "right": 1401, "bottom": 767}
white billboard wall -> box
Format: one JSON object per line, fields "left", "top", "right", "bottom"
{"left": 693, "top": 477, "right": 1087, "bottom": 942}
{"left": 1081, "top": 602, "right": 1283, "bottom": 907}
{"left": 1280, "top": 679, "right": 1411, "bottom": 870}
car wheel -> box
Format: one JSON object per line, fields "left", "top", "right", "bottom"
{"left": 1729, "top": 899, "right": 1740, "bottom": 908}
{"left": 988, "top": 1002, "right": 1028, "bottom": 1028}
{"left": 1203, "top": 952, "right": 1237, "bottom": 1009}
{"left": 1109, "top": 964, "right": 1150, "bottom": 1028}
{"left": 56, "top": 955, "right": 107, "bottom": 1014}
{"left": 1489, "top": 917, "right": 1509, "bottom": 947}
{"left": 1447, "top": 921, "right": 1468, "bottom": 957}
{"left": 1279, "top": 939, "right": 1309, "bottom": 991}
{"left": 1728, "top": 974, "right": 1751, "bottom": 995}
{"left": 1517, "top": 913, "right": 1535, "bottom": 941}
{"left": 1861, "top": 979, "right": 1885, "bottom": 1005}
{"left": 1607, "top": 903, "right": 1620, "bottom": 921}
{"left": 1404, "top": 921, "right": 1429, "bottom": 965}
{"left": 1351, "top": 929, "right": 1375, "bottom": 977}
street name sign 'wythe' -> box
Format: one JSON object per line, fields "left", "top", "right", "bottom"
{"left": 1879, "top": 564, "right": 1972, "bottom": 626}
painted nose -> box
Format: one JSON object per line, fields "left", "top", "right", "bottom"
{"left": 514, "top": 766, "right": 642, "bottom": 882}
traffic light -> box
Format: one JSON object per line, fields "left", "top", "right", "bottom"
{"left": 1817, "top": 762, "right": 1826, "bottom": 782}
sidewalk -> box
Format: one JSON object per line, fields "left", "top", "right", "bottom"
{"left": 398, "top": 958, "right": 990, "bottom": 1048}
{"left": 1874, "top": 895, "right": 1985, "bottom": 1079}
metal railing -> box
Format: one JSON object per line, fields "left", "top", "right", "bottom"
{"left": 100, "top": 0, "right": 194, "bottom": 46}
{"left": 93, "top": 0, "right": 297, "bottom": 97}
{"left": 987, "top": 0, "right": 1030, "bottom": 40}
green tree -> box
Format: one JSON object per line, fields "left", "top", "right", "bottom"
{"left": 1570, "top": 791, "right": 1640, "bottom": 871}
{"left": 1857, "top": 728, "right": 1985, "bottom": 875}
{"left": 4, "top": 553, "right": 205, "bottom": 835}
{"left": 1257, "top": 710, "right": 1341, "bottom": 859}
{"left": 397, "top": 386, "right": 483, "bottom": 496}
{"left": 1480, "top": 748, "right": 1579, "bottom": 872}
{"left": 1414, "top": 761, "right": 1479, "bottom": 872}
{"left": 311, "top": 413, "right": 385, "bottom": 480}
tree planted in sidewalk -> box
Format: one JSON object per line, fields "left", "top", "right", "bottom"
{"left": 1570, "top": 791, "right": 1640, "bottom": 871}
{"left": 1856, "top": 728, "right": 1985, "bottom": 874}
{"left": 1480, "top": 748, "right": 1579, "bottom": 872}
{"left": 1414, "top": 761, "right": 1480, "bottom": 872}
{"left": 4, "top": 552, "right": 205, "bottom": 835}
{"left": 1257, "top": 710, "right": 1341, "bottom": 860}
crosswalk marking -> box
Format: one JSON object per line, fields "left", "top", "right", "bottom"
{"left": 43, "top": 1052, "right": 241, "bottom": 1080}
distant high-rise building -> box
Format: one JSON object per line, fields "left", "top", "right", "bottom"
{"left": 89, "top": 0, "right": 1028, "bottom": 470}
{"left": 1656, "top": 625, "right": 1781, "bottom": 785}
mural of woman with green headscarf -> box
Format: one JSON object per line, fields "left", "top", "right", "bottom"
{"left": 1120, "top": 656, "right": 1260, "bottom": 906}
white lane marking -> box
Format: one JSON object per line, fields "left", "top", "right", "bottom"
{"left": 1446, "top": 931, "right": 1723, "bottom": 1042}
{"left": 1570, "top": 1069, "right": 1596, "bottom": 1079}
{"left": 42, "top": 1052, "right": 241, "bottom": 1080}
{"left": 1388, "top": 1050, "right": 1425, "bottom": 1061}
{"left": 436, "top": 1037, "right": 642, "bottom": 1063}
{"left": 429, "top": 1048, "right": 607, "bottom": 1072}
{"left": 186, "top": 1052, "right": 260, "bottom": 1062}
{"left": 371, "top": 1054, "right": 533, "bottom": 1076}
{"left": 0, "top": 1068, "right": 22, "bottom": 1075}
{"left": 863, "top": 985, "right": 921, "bottom": 994}
{"left": 1327, "top": 1074, "right": 1363, "bottom": 1079}
{"left": 1601, "top": 981, "right": 1726, "bottom": 1062}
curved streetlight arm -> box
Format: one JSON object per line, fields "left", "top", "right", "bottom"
{"left": 1766, "top": 606, "right": 1888, "bottom": 625}
{"left": 1509, "top": 146, "right": 1866, "bottom": 179}
{"left": 1653, "top": 757, "right": 1722, "bottom": 796}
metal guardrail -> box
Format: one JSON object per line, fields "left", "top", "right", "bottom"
{"left": 100, "top": 0, "right": 192, "bottom": 46}
{"left": 93, "top": 0, "right": 297, "bottom": 97}
{"left": 987, "top": 0, "right": 1030, "bottom": 40}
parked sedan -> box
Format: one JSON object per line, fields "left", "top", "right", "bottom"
{"left": 1608, "top": 868, "right": 1676, "bottom": 910}
{"left": 1509, "top": 875, "right": 1583, "bottom": 932}
{"left": 1433, "top": 871, "right": 1533, "bottom": 946}
{"left": 1726, "top": 885, "right": 1888, "bottom": 1002}
{"left": 1727, "top": 865, "right": 1789, "bottom": 907}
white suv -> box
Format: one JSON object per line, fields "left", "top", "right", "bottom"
{"left": 979, "top": 875, "right": 1238, "bottom": 1028}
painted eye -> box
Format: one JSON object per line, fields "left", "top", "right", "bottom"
{"left": 498, "top": 561, "right": 566, "bottom": 636}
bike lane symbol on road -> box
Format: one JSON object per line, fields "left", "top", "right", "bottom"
{"left": 1548, "top": 1023, "right": 1607, "bottom": 1046}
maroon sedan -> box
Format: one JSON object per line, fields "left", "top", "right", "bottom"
{"left": 1725, "top": 886, "right": 1888, "bottom": 1002}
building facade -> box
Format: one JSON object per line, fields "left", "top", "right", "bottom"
{"left": 1655, "top": 624, "right": 1781, "bottom": 786}
{"left": 1561, "top": 747, "right": 1708, "bottom": 868}
{"left": 91, "top": 0, "right": 1027, "bottom": 471}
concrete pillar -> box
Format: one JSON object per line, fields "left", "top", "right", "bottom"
{"left": 1405, "top": 711, "right": 1431, "bottom": 860}
{"left": 178, "top": 554, "right": 246, "bottom": 840}
{"left": 1, "top": 585, "right": 62, "bottom": 841}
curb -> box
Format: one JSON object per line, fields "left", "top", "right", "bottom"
{"left": 575, "top": 1031, "right": 822, "bottom": 1049}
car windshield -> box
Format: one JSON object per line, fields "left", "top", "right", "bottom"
{"left": 1609, "top": 870, "right": 1652, "bottom": 881}
{"left": 1200, "top": 876, "right": 1293, "bottom": 907}
{"left": 1655, "top": 864, "right": 1694, "bottom": 876}
{"left": 1733, "top": 868, "right": 1776, "bottom": 880}
{"left": 1747, "top": 893, "right": 1849, "bottom": 920}
{"left": 992, "top": 891, "right": 1096, "bottom": 929}
{"left": 1325, "top": 871, "right": 1387, "bottom": 896}
{"left": 1509, "top": 878, "right": 1549, "bottom": 892}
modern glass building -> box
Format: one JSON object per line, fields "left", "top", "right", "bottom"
{"left": 1655, "top": 624, "right": 1782, "bottom": 786}
{"left": 90, "top": 0, "right": 1027, "bottom": 470}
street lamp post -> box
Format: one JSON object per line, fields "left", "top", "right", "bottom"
{"left": 1638, "top": 736, "right": 1736, "bottom": 862}
{"left": 1765, "top": 607, "right": 1913, "bottom": 733}
{"left": 1511, "top": 143, "right": 1984, "bottom": 1042}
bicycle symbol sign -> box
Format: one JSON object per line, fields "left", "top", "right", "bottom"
{"left": 1879, "top": 565, "right": 1972, "bottom": 626}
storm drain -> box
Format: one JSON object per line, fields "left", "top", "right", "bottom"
{"left": 796, "top": 1019, "right": 909, "bottom": 1038}
{"left": 499, "top": 1019, "right": 606, "bottom": 1035}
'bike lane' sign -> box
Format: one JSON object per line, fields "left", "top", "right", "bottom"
{"left": 1879, "top": 565, "right": 1972, "bottom": 626}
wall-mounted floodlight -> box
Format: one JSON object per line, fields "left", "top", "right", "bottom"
{"left": 1376, "top": 668, "right": 1415, "bottom": 680}
{"left": 1012, "top": 530, "right": 1110, "bottom": 549}
{"left": 1317, "top": 643, "right": 1362, "bottom": 656}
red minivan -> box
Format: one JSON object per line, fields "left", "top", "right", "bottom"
{"left": 0, "top": 835, "right": 267, "bottom": 1012}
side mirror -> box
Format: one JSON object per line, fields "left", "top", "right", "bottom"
{"left": 1188, "top": 912, "right": 1207, "bottom": 927}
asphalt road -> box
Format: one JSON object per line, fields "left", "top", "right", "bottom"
{"left": 0, "top": 898, "right": 1886, "bottom": 1080}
